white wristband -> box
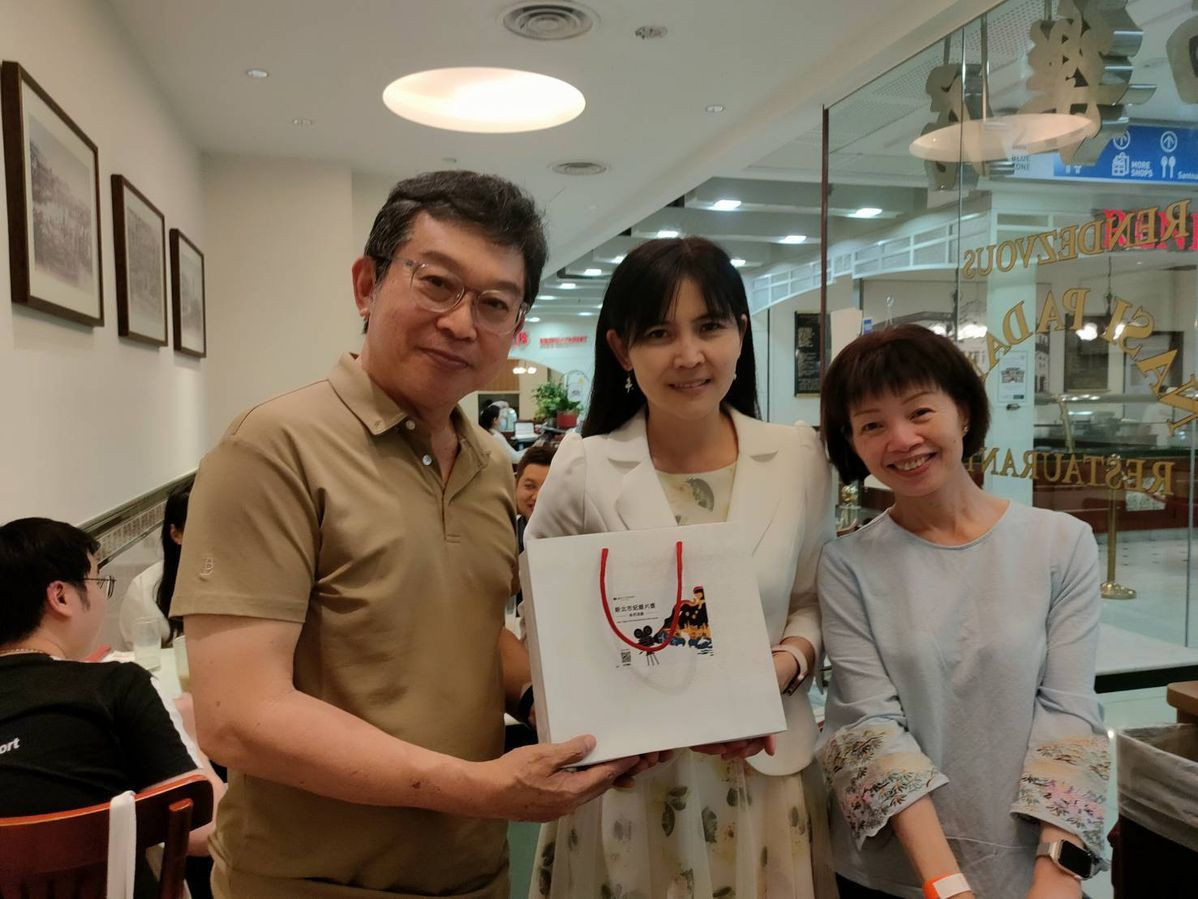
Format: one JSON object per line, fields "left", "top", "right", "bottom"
{"left": 923, "top": 872, "right": 971, "bottom": 899}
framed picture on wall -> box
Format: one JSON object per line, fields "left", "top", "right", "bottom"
{"left": 169, "top": 228, "right": 206, "bottom": 357}
{"left": 112, "top": 175, "right": 167, "bottom": 345}
{"left": 1, "top": 60, "right": 103, "bottom": 325}
{"left": 793, "top": 312, "right": 821, "bottom": 395}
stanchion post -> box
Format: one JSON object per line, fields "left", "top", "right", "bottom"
{"left": 1101, "top": 453, "right": 1136, "bottom": 600}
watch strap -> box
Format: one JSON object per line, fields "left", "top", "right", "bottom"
{"left": 515, "top": 683, "right": 535, "bottom": 726}
{"left": 770, "top": 644, "right": 808, "bottom": 695}
{"left": 922, "top": 872, "right": 970, "bottom": 899}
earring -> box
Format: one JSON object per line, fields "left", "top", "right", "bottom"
{"left": 624, "top": 372, "right": 634, "bottom": 393}
{"left": 963, "top": 425, "right": 970, "bottom": 435}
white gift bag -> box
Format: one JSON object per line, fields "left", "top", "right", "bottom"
{"left": 521, "top": 522, "right": 786, "bottom": 765}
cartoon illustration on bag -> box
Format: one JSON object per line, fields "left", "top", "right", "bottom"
{"left": 601, "top": 541, "right": 715, "bottom": 668}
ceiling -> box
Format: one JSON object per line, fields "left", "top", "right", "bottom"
{"left": 104, "top": 0, "right": 994, "bottom": 320}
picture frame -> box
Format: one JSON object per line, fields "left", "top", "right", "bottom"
{"left": 111, "top": 175, "right": 167, "bottom": 345}
{"left": 793, "top": 312, "right": 822, "bottom": 395}
{"left": 169, "top": 228, "right": 206, "bottom": 357}
{"left": 1, "top": 60, "right": 103, "bottom": 325}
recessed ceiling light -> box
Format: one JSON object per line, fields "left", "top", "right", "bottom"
{"left": 613, "top": 254, "right": 626, "bottom": 263}
{"left": 512, "top": 366, "right": 528, "bottom": 374}
{"left": 850, "top": 207, "right": 883, "bottom": 218}
{"left": 291, "top": 118, "right": 314, "bottom": 126}
{"left": 712, "top": 198, "right": 741, "bottom": 211}
{"left": 578, "top": 311, "right": 595, "bottom": 316}
{"left": 245, "top": 68, "right": 270, "bottom": 79}
{"left": 705, "top": 104, "right": 725, "bottom": 113}
{"left": 730, "top": 257, "right": 747, "bottom": 268}
{"left": 635, "top": 24, "right": 668, "bottom": 39}
{"left": 657, "top": 229, "right": 679, "bottom": 238}
{"left": 383, "top": 67, "right": 585, "bottom": 133}
{"left": 560, "top": 282, "right": 577, "bottom": 289}
{"left": 526, "top": 316, "right": 541, "bottom": 323}
{"left": 780, "top": 234, "right": 807, "bottom": 244}
{"left": 582, "top": 267, "right": 602, "bottom": 276}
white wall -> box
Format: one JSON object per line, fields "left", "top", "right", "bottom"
{"left": 0, "top": 0, "right": 207, "bottom": 523}
{"left": 760, "top": 276, "right": 855, "bottom": 426}
{"left": 202, "top": 155, "right": 360, "bottom": 440}
{"left": 351, "top": 172, "right": 396, "bottom": 258}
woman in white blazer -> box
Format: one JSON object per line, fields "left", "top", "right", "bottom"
{"left": 525, "top": 237, "right": 837, "bottom": 899}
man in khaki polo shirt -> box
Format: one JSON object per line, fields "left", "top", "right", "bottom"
{"left": 173, "top": 171, "right": 636, "bottom": 898}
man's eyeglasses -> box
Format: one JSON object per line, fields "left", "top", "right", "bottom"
{"left": 377, "top": 256, "right": 528, "bottom": 335}
{"left": 82, "top": 576, "right": 116, "bottom": 598}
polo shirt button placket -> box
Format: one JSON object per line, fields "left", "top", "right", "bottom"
{"left": 404, "top": 420, "right": 416, "bottom": 431}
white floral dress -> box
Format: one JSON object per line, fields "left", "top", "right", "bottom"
{"left": 531, "top": 464, "right": 829, "bottom": 899}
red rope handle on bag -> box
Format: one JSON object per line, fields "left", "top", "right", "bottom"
{"left": 598, "top": 540, "right": 684, "bottom": 654}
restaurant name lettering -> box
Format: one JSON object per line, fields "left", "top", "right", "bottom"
{"left": 963, "top": 200, "right": 1197, "bottom": 433}
{"left": 968, "top": 448, "right": 1174, "bottom": 499}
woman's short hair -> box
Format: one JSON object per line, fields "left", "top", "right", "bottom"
{"left": 820, "top": 324, "right": 990, "bottom": 483}
{"left": 582, "top": 236, "right": 759, "bottom": 437}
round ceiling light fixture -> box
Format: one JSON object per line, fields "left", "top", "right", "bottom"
{"left": 383, "top": 68, "right": 585, "bottom": 133}
{"left": 502, "top": 2, "right": 596, "bottom": 40}
{"left": 909, "top": 113, "right": 1093, "bottom": 163}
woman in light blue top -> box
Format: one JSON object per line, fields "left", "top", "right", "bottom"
{"left": 816, "top": 325, "right": 1107, "bottom": 899}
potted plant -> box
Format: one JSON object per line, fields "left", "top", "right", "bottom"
{"left": 533, "top": 379, "right": 582, "bottom": 429}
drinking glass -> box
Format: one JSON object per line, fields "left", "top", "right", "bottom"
{"left": 132, "top": 617, "right": 162, "bottom": 670}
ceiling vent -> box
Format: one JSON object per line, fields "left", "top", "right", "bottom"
{"left": 502, "top": 3, "right": 596, "bottom": 41}
{"left": 551, "top": 161, "right": 608, "bottom": 176}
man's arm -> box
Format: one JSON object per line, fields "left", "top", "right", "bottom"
{"left": 498, "top": 627, "right": 531, "bottom": 719}
{"left": 187, "top": 614, "right": 635, "bottom": 822}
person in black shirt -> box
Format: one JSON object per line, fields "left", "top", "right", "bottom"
{"left": 0, "top": 517, "right": 218, "bottom": 896}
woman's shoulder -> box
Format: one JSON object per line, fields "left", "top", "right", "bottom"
{"left": 1002, "top": 501, "right": 1092, "bottom": 543}
{"left": 822, "top": 512, "right": 899, "bottom": 561}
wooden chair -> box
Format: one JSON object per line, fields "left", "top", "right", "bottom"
{"left": 0, "top": 771, "right": 213, "bottom": 899}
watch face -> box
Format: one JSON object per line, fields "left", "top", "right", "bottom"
{"left": 1056, "top": 840, "right": 1094, "bottom": 877}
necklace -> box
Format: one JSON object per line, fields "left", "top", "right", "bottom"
{"left": 0, "top": 648, "right": 49, "bottom": 658}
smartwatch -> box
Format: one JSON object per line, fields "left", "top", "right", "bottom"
{"left": 1036, "top": 840, "right": 1102, "bottom": 879}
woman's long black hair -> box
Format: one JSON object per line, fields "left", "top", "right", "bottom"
{"left": 156, "top": 484, "right": 190, "bottom": 640}
{"left": 582, "top": 236, "right": 760, "bottom": 437}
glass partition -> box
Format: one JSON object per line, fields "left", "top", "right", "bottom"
{"left": 825, "top": 0, "right": 1198, "bottom": 647}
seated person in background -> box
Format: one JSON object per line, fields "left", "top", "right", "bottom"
{"left": 514, "top": 445, "right": 555, "bottom": 553}
{"left": 0, "top": 517, "right": 224, "bottom": 897}
{"left": 480, "top": 401, "right": 524, "bottom": 465}
{"left": 505, "top": 445, "right": 556, "bottom": 643}
{"left": 119, "top": 485, "right": 189, "bottom": 650}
